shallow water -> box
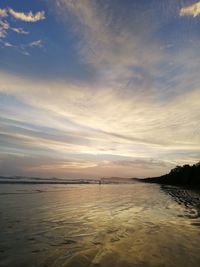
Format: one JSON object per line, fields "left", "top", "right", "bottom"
{"left": 0, "top": 183, "right": 200, "bottom": 267}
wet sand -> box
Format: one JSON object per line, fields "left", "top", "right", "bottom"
{"left": 0, "top": 183, "right": 200, "bottom": 267}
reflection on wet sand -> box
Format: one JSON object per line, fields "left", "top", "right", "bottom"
{"left": 1, "top": 184, "right": 200, "bottom": 267}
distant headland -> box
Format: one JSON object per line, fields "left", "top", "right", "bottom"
{"left": 139, "top": 162, "right": 200, "bottom": 188}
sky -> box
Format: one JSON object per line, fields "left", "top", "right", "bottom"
{"left": 0, "top": 0, "right": 200, "bottom": 179}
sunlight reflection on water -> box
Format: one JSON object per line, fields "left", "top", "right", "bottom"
{"left": 0, "top": 183, "right": 200, "bottom": 267}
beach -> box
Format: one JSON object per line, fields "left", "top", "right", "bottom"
{"left": 1, "top": 183, "right": 200, "bottom": 267}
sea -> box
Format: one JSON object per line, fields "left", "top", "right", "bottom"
{"left": 0, "top": 183, "right": 200, "bottom": 267}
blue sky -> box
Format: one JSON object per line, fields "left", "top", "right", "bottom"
{"left": 0, "top": 0, "right": 200, "bottom": 178}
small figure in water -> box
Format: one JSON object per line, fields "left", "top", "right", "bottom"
{"left": 99, "top": 179, "right": 102, "bottom": 185}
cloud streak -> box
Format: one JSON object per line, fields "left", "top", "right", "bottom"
{"left": 0, "top": 67, "right": 199, "bottom": 178}
{"left": 28, "top": 40, "right": 43, "bottom": 48}
{"left": 8, "top": 8, "right": 45, "bottom": 22}
{"left": 180, "top": 1, "right": 200, "bottom": 17}
{"left": 54, "top": 0, "right": 164, "bottom": 87}
{"left": 0, "top": 8, "right": 7, "bottom": 17}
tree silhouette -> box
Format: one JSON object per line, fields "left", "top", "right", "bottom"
{"left": 143, "top": 161, "right": 200, "bottom": 187}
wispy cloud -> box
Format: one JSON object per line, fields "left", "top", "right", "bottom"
{"left": 0, "top": 19, "right": 29, "bottom": 39}
{"left": 16, "top": 40, "right": 43, "bottom": 56}
{"left": 3, "top": 41, "right": 13, "bottom": 47}
{"left": 0, "top": 8, "right": 7, "bottom": 17}
{"left": 54, "top": 0, "right": 167, "bottom": 98}
{"left": 28, "top": 40, "right": 43, "bottom": 48}
{"left": 8, "top": 8, "right": 45, "bottom": 22}
{"left": 0, "top": 68, "right": 199, "bottom": 177}
{"left": 180, "top": 1, "right": 200, "bottom": 17}
{"left": 11, "top": 27, "right": 29, "bottom": 34}
{"left": 0, "top": 20, "right": 9, "bottom": 38}
{"left": 0, "top": 7, "right": 45, "bottom": 54}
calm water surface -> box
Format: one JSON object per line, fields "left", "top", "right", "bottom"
{"left": 0, "top": 183, "right": 200, "bottom": 267}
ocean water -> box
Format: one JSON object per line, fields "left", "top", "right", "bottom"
{"left": 0, "top": 183, "right": 200, "bottom": 267}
